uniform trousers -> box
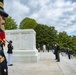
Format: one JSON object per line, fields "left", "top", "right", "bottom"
{"left": 7, "top": 54, "right": 12, "bottom": 65}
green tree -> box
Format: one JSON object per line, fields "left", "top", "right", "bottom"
{"left": 58, "top": 31, "right": 69, "bottom": 49}
{"left": 47, "top": 26, "right": 57, "bottom": 45}
{"left": 19, "top": 17, "right": 76, "bottom": 54}
{"left": 35, "top": 24, "right": 48, "bottom": 49}
{"left": 5, "top": 17, "right": 17, "bottom": 30}
{"left": 35, "top": 24, "right": 57, "bottom": 49}
{"left": 19, "top": 17, "right": 37, "bottom": 29}
{"left": 70, "top": 36, "right": 76, "bottom": 55}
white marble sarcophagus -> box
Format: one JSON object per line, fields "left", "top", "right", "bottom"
{"left": 4, "top": 29, "right": 39, "bottom": 62}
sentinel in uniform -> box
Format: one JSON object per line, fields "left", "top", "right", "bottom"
{"left": 0, "top": 0, "right": 8, "bottom": 75}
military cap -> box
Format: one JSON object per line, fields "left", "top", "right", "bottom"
{"left": 0, "top": 0, "right": 8, "bottom": 17}
{"left": 9, "top": 40, "right": 12, "bottom": 43}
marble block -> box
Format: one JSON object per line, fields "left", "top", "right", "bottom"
{"left": 4, "top": 29, "right": 39, "bottom": 62}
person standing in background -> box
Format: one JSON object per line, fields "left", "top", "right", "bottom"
{"left": 7, "top": 40, "right": 13, "bottom": 66}
{"left": 54, "top": 43, "right": 60, "bottom": 62}
{"left": 67, "top": 48, "right": 71, "bottom": 59}
{"left": 43, "top": 44, "right": 46, "bottom": 52}
{"left": 47, "top": 44, "right": 50, "bottom": 52}
{"left": 0, "top": 0, "right": 8, "bottom": 74}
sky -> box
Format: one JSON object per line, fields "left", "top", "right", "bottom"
{"left": 4, "top": 0, "right": 76, "bottom": 36}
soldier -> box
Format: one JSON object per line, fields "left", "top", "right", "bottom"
{"left": 0, "top": 0, "right": 8, "bottom": 75}
{"left": 7, "top": 40, "right": 13, "bottom": 66}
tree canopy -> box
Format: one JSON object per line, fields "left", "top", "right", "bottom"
{"left": 5, "top": 17, "right": 17, "bottom": 30}
{"left": 4, "top": 16, "right": 76, "bottom": 55}
{"left": 19, "top": 17, "right": 37, "bottom": 29}
{"left": 19, "top": 17, "right": 76, "bottom": 54}
{"left": 35, "top": 24, "right": 57, "bottom": 49}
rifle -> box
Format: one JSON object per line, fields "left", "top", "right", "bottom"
{"left": 6, "top": 40, "right": 9, "bottom": 43}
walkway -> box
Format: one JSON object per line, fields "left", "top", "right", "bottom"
{"left": 8, "top": 51, "right": 76, "bottom": 75}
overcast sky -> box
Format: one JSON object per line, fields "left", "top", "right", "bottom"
{"left": 4, "top": 0, "right": 76, "bottom": 35}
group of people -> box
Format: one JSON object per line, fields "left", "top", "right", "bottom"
{"left": 61, "top": 47, "right": 74, "bottom": 59}
{"left": 53, "top": 43, "right": 74, "bottom": 62}
{"left": 38, "top": 44, "right": 50, "bottom": 52}
{"left": 0, "top": 0, "right": 74, "bottom": 74}
{"left": 38, "top": 43, "right": 74, "bottom": 62}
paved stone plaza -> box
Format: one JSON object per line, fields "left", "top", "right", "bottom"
{"left": 8, "top": 51, "right": 76, "bottom": 75}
